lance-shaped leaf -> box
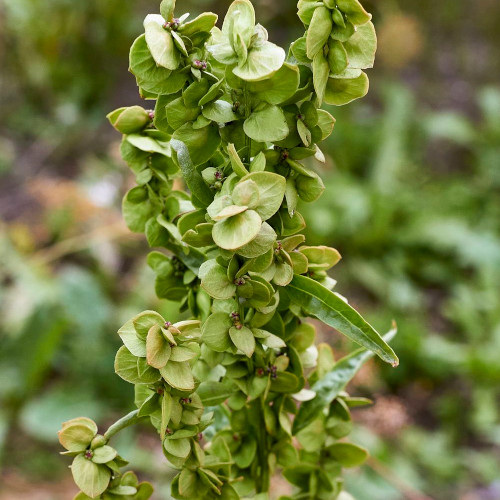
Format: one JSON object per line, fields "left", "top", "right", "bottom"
{"left": 287, "top": 275, "right": 398, "bottom": 365}
{"left": 292, "top": 325, "right": 397, "bottom": 434}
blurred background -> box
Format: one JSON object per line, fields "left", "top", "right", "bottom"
{"left": 1, "top": 0, "right": 499, "bottom": 499}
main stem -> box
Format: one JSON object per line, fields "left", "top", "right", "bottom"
{"left": 254, "top": 397, "right": 271, "bottom": 493}
{"left": 243, "top": 86, "right": 252, "bottom": 163}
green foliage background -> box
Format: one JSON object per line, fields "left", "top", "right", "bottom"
{"left": 0, "top": 0, "right": 499, "bottom": 499}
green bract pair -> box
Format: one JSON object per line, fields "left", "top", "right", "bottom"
{"left": 60, "top": 1, "right": 399, "bottom": 499}
{"left": 294, "top": 0, "right": 377, "bottom": 105}
{"left": 59, "top": 417, "right": 153, "bottom": 499}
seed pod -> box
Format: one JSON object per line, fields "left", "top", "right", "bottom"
{"left": 107, "top": 106, "right": 151, "bottom": 134}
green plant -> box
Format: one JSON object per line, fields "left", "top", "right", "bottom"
{"left": 58, "top": 1, "right": 398, "bottom": 498}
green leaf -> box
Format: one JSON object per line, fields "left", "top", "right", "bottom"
{"left": 270, "top": 371, "right": 301, "bottom": 393}
{"left": 296, "top": 172, "right": 325, "bottom": 202}
{"left": 243, "top": 105, "right": 289, "bottom": 143}
{"left": 227, "top": 143, "right": 250, "bottom": 177}
{"left": 296, "top": 415, "right": 325, "bottom": 452}
{"left": 197, "top": 380, "right": 236, "bottom": 405}
{"left": 238, "top": 172, "right": 286, "bottom": 221}
{"left": 327, "top": 40, "right": 349, "bottom": 75}
{"left": 237, "top": 223, "right": 276, "bottom": 258}
{"left": 312, "top": 52, "right": 330, "bottom": 105}
{"left": 146, "top": 324, "right": 172, "bottom": 369}
{"left": 179, "top": 13, "right": 218, "bottom": 36}
{"left": 91, "top": 445, "right": 117, "bottom": 464}
{"left": 337, "top": 0, "right": 372, "bottom": 26}
{"left": 324, "top": 72, "right": 369, "bottom": 106}
{"left": 160, "top": 0, "right": 176, "bottom": 22}
{"left": 122, "top": 187, "right": 156, "bottom": 233}
{"left": 126, "top": 134, "right": 170, "bottom": 155}
{"left": 229, "top": 326, "right": 255, "bottom": 357}
{"left": 203, "top": 100, "right": 240, "bottom": 123}
{"left": 234, "top": 41, "right": 286, "bottom": 82}
{"left": 306, "top": 6, "right": 332, "bottom": 59}
{"left": 144, "top": 14, "right": 180, "bottom": 70}
{"left": 222, "top": 0, "right": 255, "bottom": 47}
{"left": 325, "top": 442, "right": 368, "bottom": 467}
{"left": 234, "top": 436, "right": 257, "bottom": 468}
{"left": 232, "top": 179, "right": 260, "bottom": 208}
{"left": 247, "top": 63, "right": 300, "bottom": 104}
{"left": 172, "top": 123, "right": 221, "bottom": 168}
{"left": 170, "top": 138, "right": 214, "bottom": 206}
{"left": 164, "top": 437, "right": 191, "bottom": 458}
{"left": 161, "top": 393, "right": 173, "bottom": 439}
{"left": 297, "top": 119, "right": 312, "bottom": 147}
{"left": 160, "top": 361, "right": 195, "bottom": 392}
{"left": 133, "top": 311, "right": 165, "bottom": 340}
{"left": 213, "top": 209, "right": 262, "bottom": 250}
{"left": 288, "top": 275, "right": 398, "bottom": 364}
{"left": 343, "top": 21, "right": 377, "bottom": 69}
{"left": 166, "top": 97, "right": 200, "bottom": 130}
{"left": 200, "top": 261, "right": 236, "bottom": 299}
{"left": 58, "top": 422, "right": 96, "bottom": 452}
{"left": 293, "top": 325, "right": 397, "bottom": 434}
{"left": 201, "top": 312, "right": 233, "bottom": 352}
{"left": 170, "top": 345, "right": 198, "bottom": 362}
{"left": 273, "top": 262, "right": 294, "bottom": 286}
{"left": 129, "top": 35, "right": 172, "bottom": 94}
{"left": 115, "top": 346, "right": 161, "bottom": 385}
{"left": 71, "top": 455, "right": 111, "bottom": 499}
{"left": 136, "top": 483, "right": 154, "bottom": 500}
{"left": 316, "top": 110, "right": 336, "bottom": 141}
{"left": 290, "top": 322, "right": 316, "bottom": 352}
{"left": 108, "top": 485, "right": 138, "bottom": 496}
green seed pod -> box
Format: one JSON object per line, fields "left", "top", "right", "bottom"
{"left": 107, "top": 106, "right": 151, "bottom": 134}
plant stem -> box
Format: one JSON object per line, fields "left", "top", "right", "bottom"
{"left": 243, "top": 85, "right": 252, "bottom": 162}
{"left": 104, "top": 410, "right": 142, "bottom": 441}
{"left": 254, "top": 397, "right": 270, "bottom": 493}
